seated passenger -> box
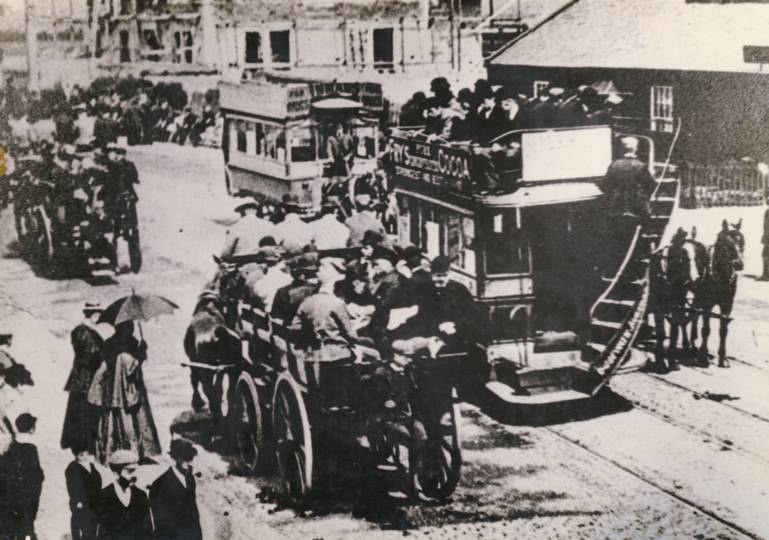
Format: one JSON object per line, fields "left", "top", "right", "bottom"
{"left": 528, "top": 87, "right": 563, "bottom": 129}
{"left": 391, "top": 256, "right": 480, "bottom": 357}
{"left": 249, "top": 244, "right": 292, "bottom": 313}
{"left": 221, "top": 198, "right": 275, "bottom": 259}
{"left": 271, "top": 250, "right": 319, "bottom": 325}
{"left": 311, "top": 205, "right": 351, "bottom": 250}
{"left": 471, "top": 140, "right": 522, "bottom": 194}
{"left": 272, "top": 194, "right": 314, "bottom": 252}
{"left": 399, "top": 92, "right": 426, "bottom": 127}
{"left": 291, "top": 258, "right": 375, "bottom": 361}
{"left": 345, "top": 195, "right": 387, "bottom": 248}
{"left": 556, "top": 86, "right": 591, "bottom": 127}
{"left": 485, "top": 87, "right": 527, "bottom": 142}
{"left": 340, "top": 264, "right": 378, "bottom": 332}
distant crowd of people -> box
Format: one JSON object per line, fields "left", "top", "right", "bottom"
{"left": 1, "top": 79, "right": 222, "bottom": 152}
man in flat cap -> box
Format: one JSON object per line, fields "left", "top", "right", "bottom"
{"left": 220, "top": 197, "right": 275, "bottom": 259}
{"left": 2, "top": 413, "right": 44, "bottom": 539}
{"left": 95, "top": 449, "right": 153, "bottom": 539}
{"left": 62, "top": 302, "right": 104, "bottom": 453}
{"left": 292, "top": 258, "right": 375, "bottom": 361}
{"left": 271, "top": 250, "right": 320, "bottom": 326}
{"left": 149, "top": 439, "right": 202, "bottom": 540}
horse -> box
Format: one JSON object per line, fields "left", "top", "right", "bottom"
{"left": 687, "top": 220, "right": 744, "bottom": 367}
{"left": 183, "top": 280, "right": 242, "bottom": 438}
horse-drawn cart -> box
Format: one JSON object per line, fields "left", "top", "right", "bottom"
{"left": 185, "top": 256, "right": 462, "bottom": 503}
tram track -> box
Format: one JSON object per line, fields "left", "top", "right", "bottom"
{"left": 639, "top": 371, "right": 769, "bottom": 428}
{"left": 543, "top": 426, "right": 760, "bottom": 540}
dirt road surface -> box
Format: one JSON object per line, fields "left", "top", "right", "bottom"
{"left": 1, "top": 143, "right": 768, "bottom": 539}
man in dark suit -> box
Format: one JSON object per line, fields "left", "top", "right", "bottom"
{"left": 528, "top": 87, "right": 563, "bottom": 129}
{"left": 2, "top": 413, "right": 45, "bottom": 540}
{"left": 149, "top": 439, "right": 202, "bottom": 540}
{"left": 600, "top": 136, "right": 656, "bottom": 275}
{"left": 95, "top": 450, "right": 153, "bottom": 540}
{"left": 66, "top": 442, "right": 102, "bottom": 540}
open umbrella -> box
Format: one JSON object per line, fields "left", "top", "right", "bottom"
{"left": 99, "top": 290, "right": 179, "bottom": 326}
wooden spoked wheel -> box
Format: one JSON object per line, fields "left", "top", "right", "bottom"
{"left": 233, "top": 373, "right": 264, "bottom": 472}
{"left": 411, "top": 401, "right": 462, "bottom": 501}
{"left": 272, "top": 374, "right": 313, "bottom": 502}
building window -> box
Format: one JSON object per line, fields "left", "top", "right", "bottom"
{"left": 119, "top": 30, "right": 131, "bottom": 63}
{"left": 651, "top": 85, "right": 674, "bottom": 133}
{"left": 533, "top": 80, "right": 549, "bottom": 98}
{"left": 120, "top": 0, "right": 131, "bottom": 15}
{"left": 141, "top": 29, "right": 162, "bottom": 62}
{"left": 174, "top": 31, "right": 194, "bottom": 64}
{"left": 245, "top": 31, "right": 263, "bottom": 64}
{"left": 372, "top": 27, "right": 394, "bottom": 68}
{"left": 269, "top": 30, "right": 291, "bottom": 64}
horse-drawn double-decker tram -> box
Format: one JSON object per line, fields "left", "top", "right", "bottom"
{"left": 219, "top": 74, "right": 384, "bottom": 214}
{"left": 384, "top": 124, "right": 679, "bottom": 414}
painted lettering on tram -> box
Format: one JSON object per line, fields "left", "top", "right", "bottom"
{"left": 389, "top": 139, "right": 471, "bottom": 182}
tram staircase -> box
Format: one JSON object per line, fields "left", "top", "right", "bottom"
{"left": 487, "top": 169, "right": 680, "bottom": 411}
{"left": 584, "top": 169, "right": 680, "bottom": 394}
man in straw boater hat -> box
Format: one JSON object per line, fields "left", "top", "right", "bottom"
{"left": 149, "top": 439, "right": 202, "bottom": 540}
{"left": 220, "top": 197, "right": 275, "bottom": 259}
{"left": 62, "top": 302, "right": 105, "bottom": 454}
{"left": 96, "top": 449, "right": 153, "bottom": 539}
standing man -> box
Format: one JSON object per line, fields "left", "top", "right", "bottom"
{"left": 759, "top": 199, "right": 769, "bottom": 281}
{"left": 149, "top": 439, "right": 202, "bottom": 540}
{"left": 600, "top": 136, "right": 656, "bottom": 274}
{"left": 2, "top": 413, "right": 45, "bottom": 540}
{"left": 326, "top": 123, "right": 355, "bottom": 179}
{"left": 665, "top": 228, "right": 691, "bottom": 370}
{"left": 66, "top": 442, "right": 102, "bottom": 540}
{"left": 220, "top": 198, "right": 275, "bottom": 258}
{"left": 345, "top": 194, "right": 387, "bottom": 248}
{"left": 95, "top": 450, "right": 153, "bottom": 539}
{"left": 62, "top": 302, "right": 104, "bottom": 453}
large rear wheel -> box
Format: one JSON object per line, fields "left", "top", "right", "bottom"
{"left": 233, "top": 373, "right": 265, "bottom": 472}
{"left": 272, "top": 374, "right": 313, "bottom": 503}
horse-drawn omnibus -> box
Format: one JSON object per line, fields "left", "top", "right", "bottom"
{"left": 383, "top": 124, "right": 679, "bottom": 415}
{"left": 219, "top": 74, "right": 384, "bottom": 214}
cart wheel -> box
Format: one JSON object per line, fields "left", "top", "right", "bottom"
{"left": 411, "top": 401, "right": 462, "bottom": 501}
{"left": 272, "top": 374, "right": 313, "bottom": 502}
{"left": 233, "top": 373, "right": 264, "bottom": 472}
{"left": 128, "top": 227, "right": 142, "bottom": 273}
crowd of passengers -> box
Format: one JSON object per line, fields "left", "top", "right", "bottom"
{"left": 211, "top": 195, "right": 481, "bottom": 365}
{"left": 395, "top": 78, "right": 622, "bottom": 194}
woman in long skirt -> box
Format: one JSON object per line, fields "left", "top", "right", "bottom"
{"left": 88, "top": 322, "right": 161, "bottom": 464}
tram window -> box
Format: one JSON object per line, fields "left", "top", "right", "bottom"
{"left": 484, "top": 212, "right": 530, "bottom": 275}
{"left": 352, "top": 125, "right": 377, "bottom": 158}
{"left": 290, "top": 126, "right": 316, "bottom": 162}
{"left": 236, "top": 122, "right": 247, "bottom": 153}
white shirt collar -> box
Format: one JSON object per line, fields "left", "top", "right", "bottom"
{"left": 171, "top": 466, "right": 187, "bottom": 488}
{"left": 14, "top": 433, "right": 33, "bottom": 444}
{"left": 113, "top": 483, "right": 131, "bottom": 507}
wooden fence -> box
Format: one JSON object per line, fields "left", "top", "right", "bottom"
{"left": 680, "top": 161, "right": 768, "bottom": 208}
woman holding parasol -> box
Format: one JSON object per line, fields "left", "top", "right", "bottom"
{"left": 87, "top": 291, "right": 177, "bottom": 464}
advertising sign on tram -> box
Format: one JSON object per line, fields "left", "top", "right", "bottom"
{"left": 388, "top": 136, "right": 472, "bottom": 191}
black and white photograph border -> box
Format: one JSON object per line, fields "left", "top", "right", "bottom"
{"left": 1, "top": 0, "right": 769, "bottom": 538}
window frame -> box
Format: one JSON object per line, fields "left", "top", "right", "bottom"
{"left": 650, "top": 85, "right": 674, "bottom": 133}
{"left": 533, "top": 80, "right": 550, "bottom": 99}
{"left": 481, "top": 209, "right": 532, "bottom": 277}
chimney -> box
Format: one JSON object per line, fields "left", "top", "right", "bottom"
{"left": 199, "top": 0, "right": 218, "bottom": 68}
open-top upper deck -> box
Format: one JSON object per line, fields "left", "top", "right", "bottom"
{"left": 385, "top": 125, "right": 628, "bottom": 209}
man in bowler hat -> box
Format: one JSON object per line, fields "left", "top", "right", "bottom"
{"left": 149, "top": 439, "right": 202, "bottom": 540}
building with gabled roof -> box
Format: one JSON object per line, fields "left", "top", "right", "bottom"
{"left": 486, "top": 0, "right": 769, "bottom": 164}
